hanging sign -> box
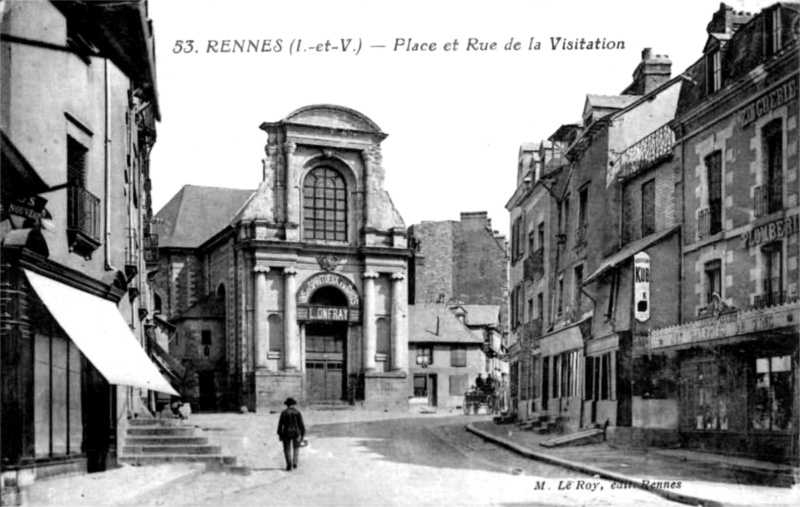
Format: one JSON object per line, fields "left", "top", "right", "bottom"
{"left": 634, "top": 252, "right": 651, "bottom": 322}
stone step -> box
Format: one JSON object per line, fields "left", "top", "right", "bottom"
{"left": 122, "top": 444, "right": 222, "bottom": 455}
{"left": 127, "top": 427, "right": 196, "bottom": 437}
{"left": 125, "top": 436, "right": 210, "bottom": 446}
{"left": 119, "top": 455, "right": 237, "bottom": 467}
{"left": 128, "top": 418, "right": 190, "bottom": 427}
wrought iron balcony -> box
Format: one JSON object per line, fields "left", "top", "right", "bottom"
{"left": 696, "top": 204, "right": 722, "bottom": 240}
{"left": 66, "top": 185, "right": 101, "bottom": 257}
{"left": 143, "top": 233, "right": 159, "bottom": 264}
{"left": 523, "top": 248, "right": 545, "bottom": 281}
{"left": 753, "top": 184, "right": 782, "bottom": 218}
{"left": 614, "top": 124, "right": 675, "bottom": 182}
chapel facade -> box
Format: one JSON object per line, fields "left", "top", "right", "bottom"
{"left": 153, "top": 105, "right": 411, "bottom": 411}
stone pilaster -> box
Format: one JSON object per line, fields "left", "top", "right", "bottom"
{"left": 362, "top": 148, "right": 375, "bottom": 229}
{"left": 362, "top": 271, "right": 379, "bottom": 371}
{"left": 390, "top": 272, "right": 406, "bottom": 372}
{"left": 284, "top": 141, "right": 299, "bottom": 240}
{"left": 253, "top": 266, "right": 270, "bottom": 369}
{"left": 283, "top": 266, "right": 299, "bottom": 370}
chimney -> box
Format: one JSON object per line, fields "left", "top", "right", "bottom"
{"left": 707, "top": 3, "right": 753, "bottom": 36}
{"left": 460, "top": 211, "right": 489, "bottom": 232}
{"left": 623, "top": 47, "right": 672, "bottom": 96}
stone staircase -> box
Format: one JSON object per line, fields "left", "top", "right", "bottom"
{"left": 120, "top": 418, "right": 237, "bottom": 467}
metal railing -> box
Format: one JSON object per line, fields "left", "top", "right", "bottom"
{"left": 697, "top": 204, "right": 722, "bottom": 239}
{"left": 143, "top": 233, "right": 159, "bottom": 263}
{"left": 67, "top": 185, "right": 101, "bottom": 243}
{"left": 614, "top": 124, "right": 675, "bottom": 182}
{"left": 753, "top": 184, "right": 782, "bottom": 218}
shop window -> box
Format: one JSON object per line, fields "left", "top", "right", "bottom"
{"left": 416, "top": 345, "right": 433, "bottom": 366}
{"left": 753, "top": 355, "right": 793, "bottom": 431}
{"left": 585, "top": 352, "right": 616, "bottom": 401}
{"left": 34, "top": 330, "right": 83, "bottom": 457}
{"left": 684, "top": 359, "right": 733, "bottom": 431}
{"left": 450, "top": 345, "right": 466, "bottom": 367}
{"left": 641, "top": 179, "right": 656, "bottom": 237}
{"left": 303, "top": 167, "right": 347, "bottom": 242}
{"left": 555, "top": 350, "right": 579, "bottom": 399}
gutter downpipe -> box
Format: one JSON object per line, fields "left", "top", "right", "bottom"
{"left": 104, "top": 59, "right": 116, "bottom": 272}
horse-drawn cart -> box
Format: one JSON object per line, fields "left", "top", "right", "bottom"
{"left": 462, "top": 387, "right": 500, "bottom": 415}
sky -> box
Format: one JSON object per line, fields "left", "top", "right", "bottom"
{"left": 148, "top": 0, "right": 778, "bottom": 238}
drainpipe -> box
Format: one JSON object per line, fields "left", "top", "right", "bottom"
{"left": 104, "top": 59, "right": 115, "bottom": 272}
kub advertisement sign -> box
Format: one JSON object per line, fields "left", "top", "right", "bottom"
{"left": 634, "top": 252, "right": 650, "bottom": 322}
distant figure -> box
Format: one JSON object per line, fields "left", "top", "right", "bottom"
{"left": 484, "top": 375, "right": 495, "bottom": 393}
{"left": 475, "top": 374, "right": 485, "bottom": 391}
{"left": 277, "top": 397, "right": 305, "bottom": 471}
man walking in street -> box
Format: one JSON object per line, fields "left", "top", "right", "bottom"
{"left": 277, "top": 397, "right": 305, "bottom": 471}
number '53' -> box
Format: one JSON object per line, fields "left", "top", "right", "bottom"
{"left": 173, "top": 40, "right": 195, "bottom": 54}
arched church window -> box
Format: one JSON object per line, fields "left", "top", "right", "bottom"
{"left": 303, "top": 167, "right": 347, "bottom": 242}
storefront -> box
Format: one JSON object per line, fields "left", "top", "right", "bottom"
{"left": 650, "top": 302, "right": 799, "bottom": 463}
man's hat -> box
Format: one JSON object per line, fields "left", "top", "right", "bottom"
{"left": 284, "top": 397, "right": 297, "bottom": 406}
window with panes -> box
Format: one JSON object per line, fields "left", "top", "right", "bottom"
{"left": 764, "top": 120, "right": 783, "bottom": 214}
{"left": 706, "top": 151, "right": 723, "bottom": 235}
{"left": 303, "top": 167, "right": 347, "bottom": 241}
{"left": 641, "top": 178, "right": 656, "bottom": 237}
{"left": 704, "top": 259, "right": 722, "bottom": 308}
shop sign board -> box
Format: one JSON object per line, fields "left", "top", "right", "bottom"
{"left": 649, "top": 302, "right": 798, "bottom": 350}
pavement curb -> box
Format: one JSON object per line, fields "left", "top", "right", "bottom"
{"left": 466, "top": 423, "right": 722, "bottom": 507}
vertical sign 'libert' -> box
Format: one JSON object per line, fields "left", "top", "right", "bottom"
{"left": 634, "top": 252, "right": 651, "bottom": 322}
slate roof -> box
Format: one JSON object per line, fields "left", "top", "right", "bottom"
{"left": 460, "top": 305, "right": 501, "bottom": 327}
{"left": 154, "top": 185, "right": 255, "bottom": 249}
{"left": 585, "top": 94, "right": 641, "bottom": 111}
{"left": 408, "top": 305, "right": 484, "bottom": 344}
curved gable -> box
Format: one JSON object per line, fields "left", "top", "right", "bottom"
{"left": 284, "top": 104, "right": 382, "bottom": 133}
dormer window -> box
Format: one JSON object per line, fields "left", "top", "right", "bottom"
{"left": 707, "top": 49, "right": 722, "bottom": 94}
{"left": 765, "top": 8, "right": 783, "bottom": 56}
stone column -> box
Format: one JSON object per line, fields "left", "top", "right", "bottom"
{"left": 361, "top": 148, "right": 374, "bottom": 229}
{"left": 283, "top": 141, "right": 299, "bottom": 235}
{"left": 362, "top": 271, "right": 379, "bottom": 371}
{"left": 390, "top": 272, "right": 406, "bottom": 372}
{"left": 252, "top": 266, "right": 270, "bottom": 369}
{"left": 283, "top": 267, "right": 299, "bottom": 370}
